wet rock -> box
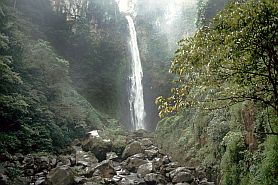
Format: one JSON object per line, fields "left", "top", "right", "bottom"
{"left": 23, "top": 155, "right": 34, "bottom": 168}
{"left": 165, "top": 162, "right": 181, "bottom": 173}
{"left": 82, "top": 130, "right": 112, "bottom": 161}
{"left": 0, "top": 173, "right": 10, "bottom": 185}
{"left": 94, "top": 160, "right": 116, "bottom": 178}
{"left": 75, "top": 147, "right": 98, "bottom": 167}
{"left": 169, "top": 167, "right": 191, "bottom": 179}
{"left": 140, "top": 138, "right": 153, "bottom": 148}
{"left": 46, "top": 166, "right": 75, "bottom": 185}
{"left": 144, "top": 149, "right": 158, "bottom": 160}
{"left": 137, "top": 163, "right": 154, "bottom": 178}
{"left": 15, "top": 153, "right": 24, "bottom": 163}
{"left": 12, "top": 177, "right": 30, "bottom": 185}
{"left": 106, "top": 152, "right": 118, "bottom": 160}
{"left": 199, "top": 178, "right": 215, "bottom": 185}
{"left": 24, "top": 168, "right": 34, "bottom": 176}
{"left": 144, "top": 173, "right": 167, "bottom": 184}
{"left": 152, "top": 157, "right": 163, "bottom": 171}
{"left": 34, "top": 156, "right": 50, "bottom": 172}
{"left": 122, "top": 141, "right": 144, "bottom": 159}
{"left": 172, "top": 171, "right": 194, "bottom": 184}
{"left": 124, "top": 157, "right": 148, "bottom": 172}
{"left": 162, "top": 155, "right": 171, "bottom": 165}
{"left": 56, "top": 156, "right": 71, "bottom": 167}
{"left": 34, "top": 177, "right": 46, "bottom": 185}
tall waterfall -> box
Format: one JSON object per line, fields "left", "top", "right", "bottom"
{"left": 116, "top": 0, "right": 146, "bottom": 130}
{"left": 126, "top": 15, "right": 146, "bottom": 131}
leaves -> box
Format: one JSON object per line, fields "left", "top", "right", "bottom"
{"left": 157, "top": 0, "right": 278, "bottom": 117}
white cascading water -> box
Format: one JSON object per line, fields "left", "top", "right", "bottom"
{"left": 117, "top": 0, "right": 146, "bottom": 130}
{"left": 126, "top": 15, "right": 146, "bottom": 131}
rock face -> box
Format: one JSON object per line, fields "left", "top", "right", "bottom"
{"left": 1, "top": 130, "right": 215, "bottom": 185}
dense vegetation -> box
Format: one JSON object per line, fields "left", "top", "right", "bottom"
{"left": 0, "top": 0, "right": 126, "bottom": 154}
{"left": 156, "top": 0, "right": 278, "bottom": 184}
{"left": 0, "top": 0, "right": 277, "bottom": 184}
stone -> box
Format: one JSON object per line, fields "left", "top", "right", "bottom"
{"left": 56, "top": 156, "right": 71, "bottom": 167}
{"left": 106, "top": 152, "right": 118, "bottom": 160}
{"left": 144, "top": 173, "right": 167, "bottom": 184}
{"left": 144, "top": 149, "right": 158, "bottom": 160}
{"left": 122, "top": 141, "right": 144, "bottom": 159}
{"left": 12, "top": 177, "right": 30, "bottom": 185}
{"left": 172, "top": 172, "right": 194, "bottom": 183}
{"left": 94, "top": 160, "right": 116, "bottom": 178}
{"left": 46, "top": 166, "right": 75, "bottom": 185}
{"left": 0, "top": 173, "right": 10, "bottom": 185}
{"left": 124, "top": 157, "right": 148, "bottom": 172}
{"left": 75, "top": 147, "right": 98, "bottom": 167}
{"left": 34, "top": 156, "right": 50, "bottom": 172}
{"left": 34, "top": 177, "right": 46, "bottom": 185}
{"left": 199, "top": 179, "right": 215, "bottom": 185}
{"left": 140, "top": 138, "right": 153, "bottom": 147}
{"left": 15, "top": 153, "right": 24, "bottom": 162}
{"left": 82, "top": 131, "right": 113, "bottom": 161}
{"left": 137, "top": 162, "right": 154, "bottom": 178}
{"left": 23, "top": 154, "right": 34, "bottom": 168}
{"left": 25, "top": 168, "right": 34, "bottom": 176}
{"left": 152, "top": 157, "right": 163, "bottom": 171}
{"left": 162, "top": 155, "right": 171, "bottom": 164}
{"left": 169, "top": 167, "right": 191, "bottom": 179}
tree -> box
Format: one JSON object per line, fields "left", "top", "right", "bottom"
{"left": 156, "top": 0, "right": 278, "bottom": 121}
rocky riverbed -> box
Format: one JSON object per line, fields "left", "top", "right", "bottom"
{"left": 0, "top": 130, "right": 215, "bottom": 185}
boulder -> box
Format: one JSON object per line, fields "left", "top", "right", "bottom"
{"left": 0, "top": 173, "right": 9, "bottom": 185}
{"left": 23, "top": 155, "right": 34, "bottom": 169}
{"left": 152, "top": 157, "right": 163, "bottom": 171}
{"left": 169, "top": 167, "right": 191, "bottom": 179}
{"left": 122, "top": 141, "right": 144, "bottom": 159}
{"left": 106, "top": 152, "right": 118, "bottom": 160}
{"left": 46, "top": 166, "right": 75, "bottom": 185}
{"left": 140, "top": 138, "right": 153, "bottom": 148}
{"left": 34, "top": 177, "right": 46, "bottom": 185}
{"left": 172, "top": 172, "right": 194, "bottom": 183}
{"left": 137, "top": 163, "right": 154, "bottom": 178}
{"left": 144, "top": 173, "right": 167, "bottom": 184}
{"left": 75, "top": 147, "right": 98, "bottom": 167}
{"left": 124, "top": 157, "right": 148, "bottom": 172}
{"left": 34, "top": 156, "right": 50, "bottom": 172}
{"left": 94, "top": 160, "right": 116, "bottom": 178}
{"left": 56, "top": 156, "right": 71, "bottom": 167}
{"left": 144, "top": 149, "right": 158, "bottom": 160}
{"left": 82, "top": 131, "right": 112, "bottom": 161}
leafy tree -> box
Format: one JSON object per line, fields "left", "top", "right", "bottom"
{"left": 156, "top": 0, "right": 278, "bottom": 127}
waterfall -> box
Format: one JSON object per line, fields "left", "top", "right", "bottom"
{"left": 125, "top": 15, "right": 146, "bottom": 131}
{"left": 116, "top": 0, "right": 146, "bottom": 131}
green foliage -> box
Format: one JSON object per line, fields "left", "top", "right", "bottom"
{"left": 220, "top": 131, "right": 245, "bottom": 185}
{"left": 261, "top": 134, "right": 278, "bottom": 185}
{"left": 156, "top": 0, "right": 278, "bottom": 119}
{"left": 0, "top": 0, "right": 125, "bottom": 154}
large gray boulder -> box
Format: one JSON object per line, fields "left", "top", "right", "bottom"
{"left": 82, "top": 130, "right": 112, "bottom": 161}
{"left": 137, "top": 162, "right": 154, "bottom": 178}
{"left": 144, "top": 173, "right": 167, "bottom": 184}
{"left": 122, "top": 141, "right": 144, "bottom": 159}
{"left": 74, "top": 146, "right": 98, "bottom": 167}
{"left": 94, "top": 160, "right": 116, "bottom": 178}
{"left": 124, "top": 156, "right": 148, "bottom": 172}
{"left": 172, "top": 171, "right": 194, "bottom": 183}
{"left": 46, "top": 166, "right": 75, "bottom": 185}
